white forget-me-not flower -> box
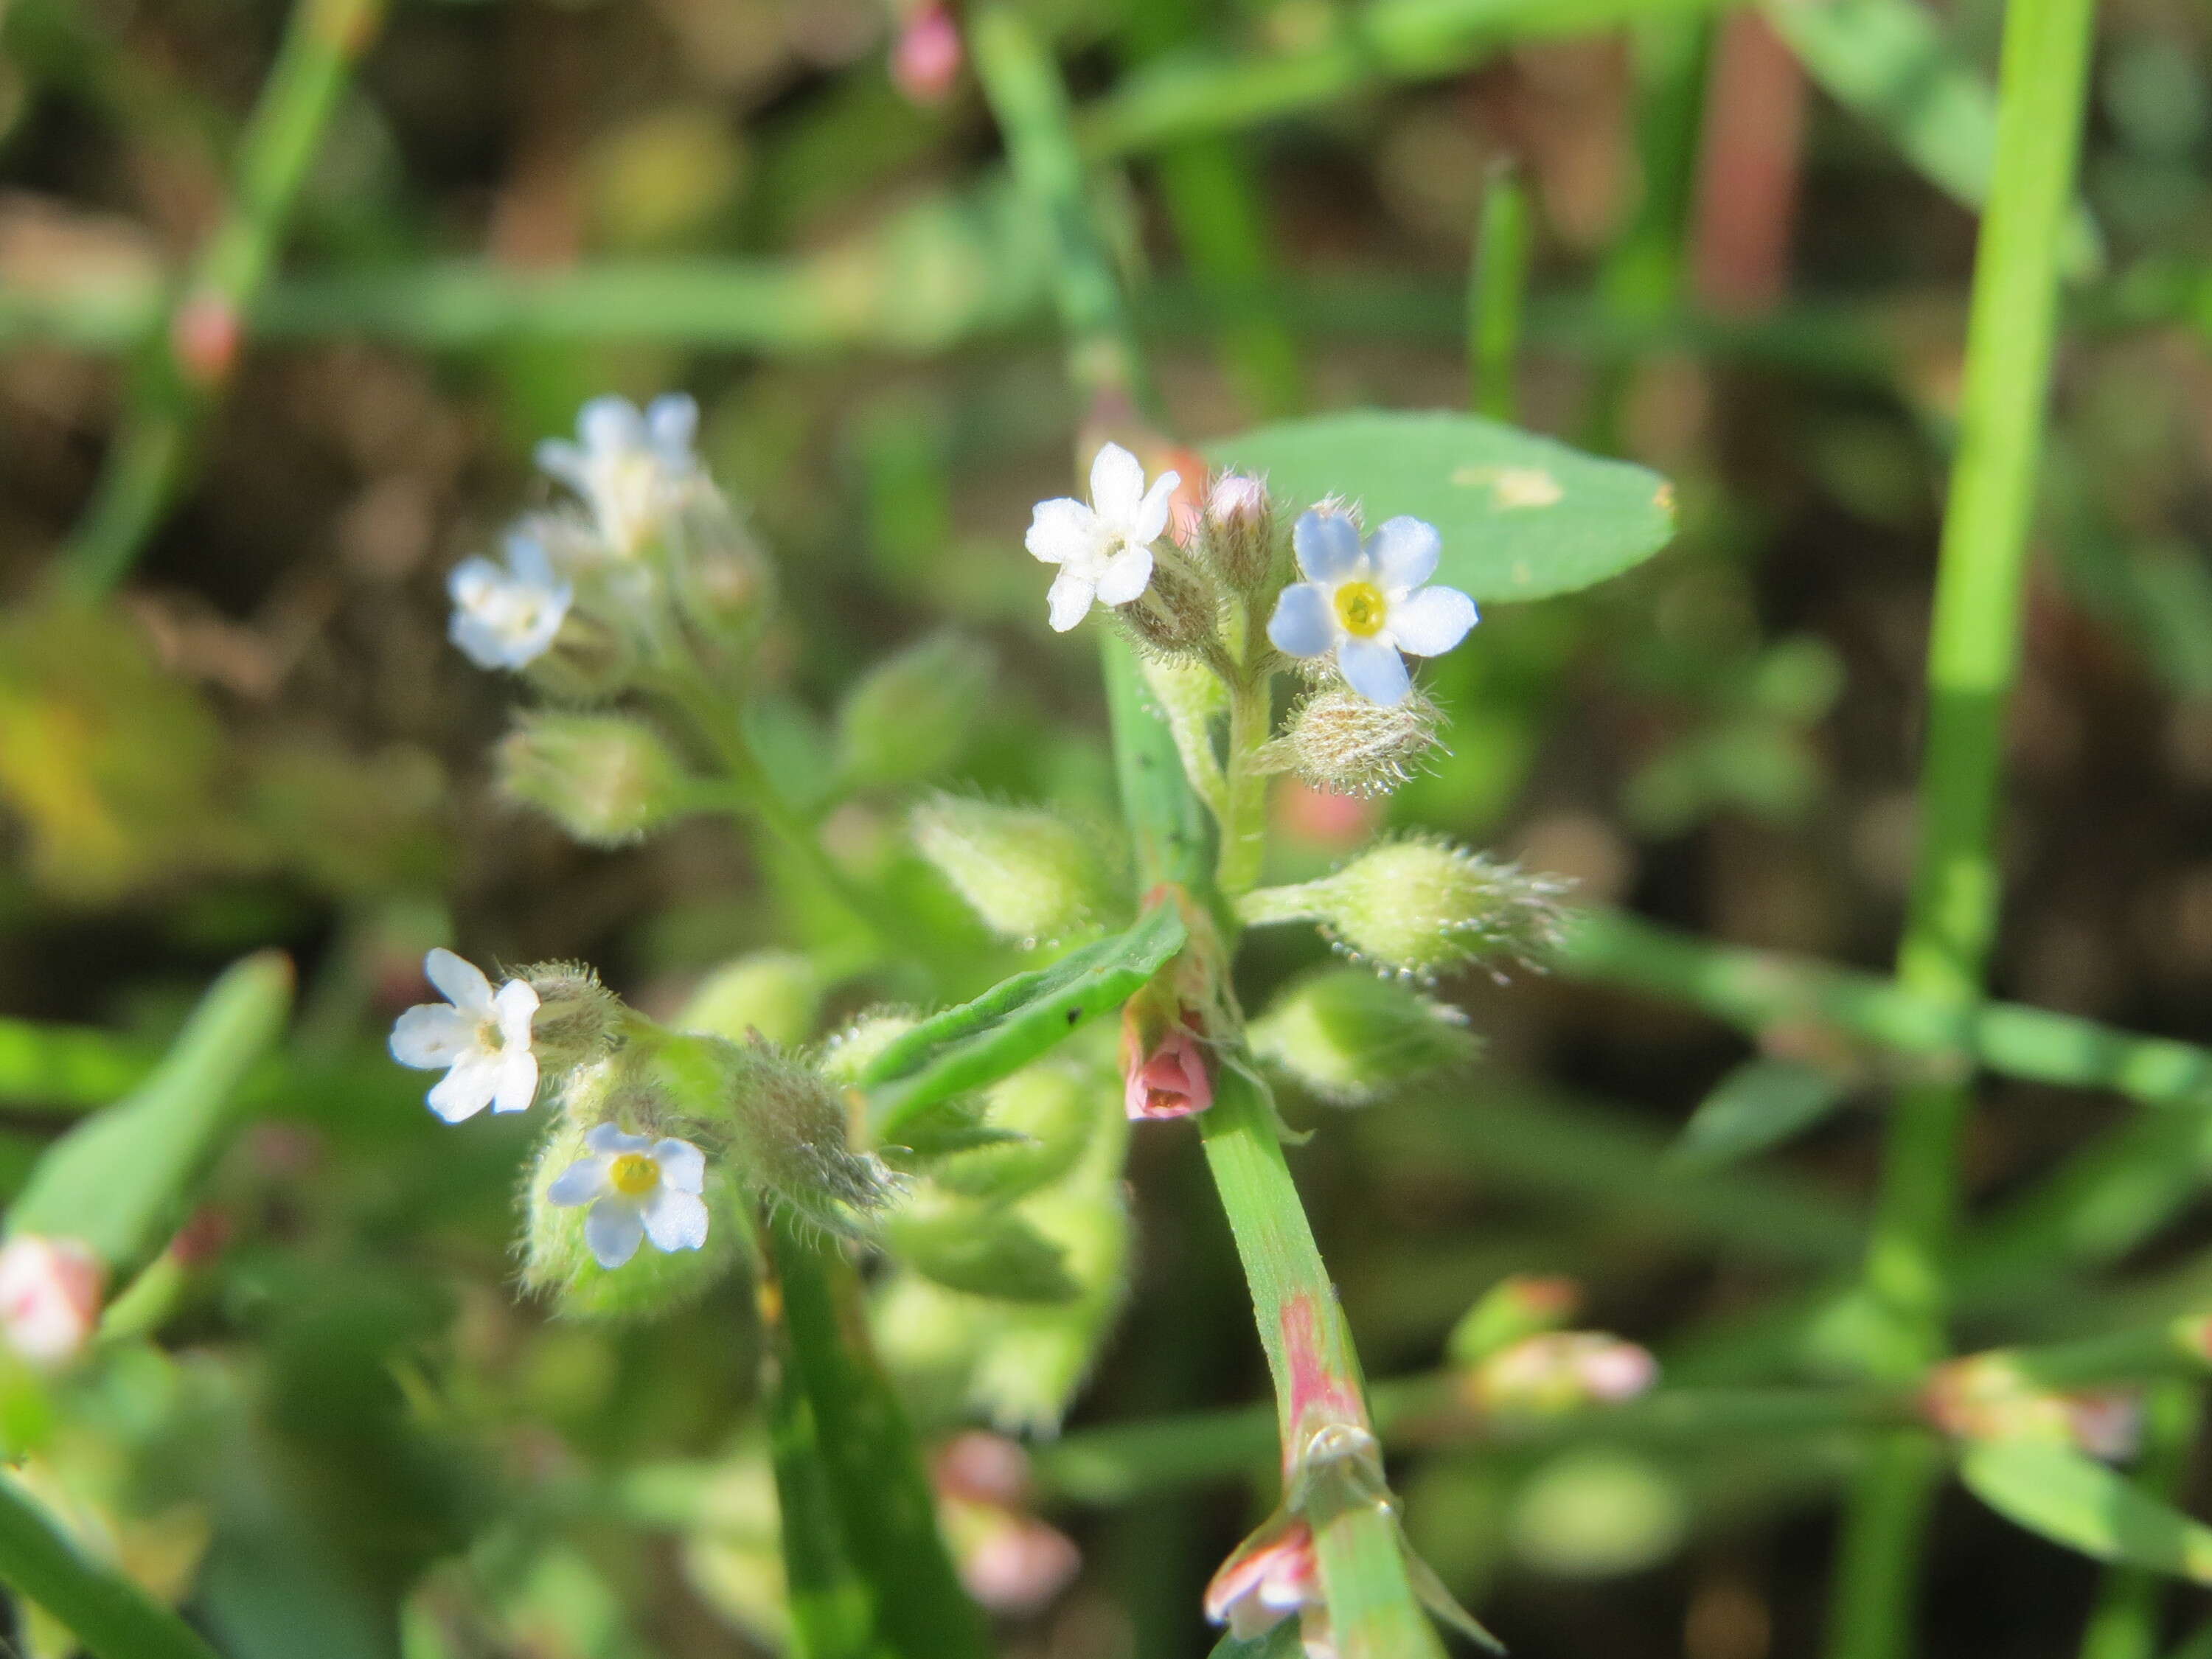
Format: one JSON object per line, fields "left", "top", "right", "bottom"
{"left": 536, "top": 394, "right": 702, "bottom": 559}
{"left": 1266, "top": 511, "right": 1477, "bottom": 707}
{"left": 448, "top": 534, "right": 573, "bottom": 671}
{"left": 1024, "top": 442, "right": 1180, "bottom": 633}
{"left": 389, "top": 949, "right": 541, "bottom": 1121}
{"left": 547, "top": 1124, "right": 710, "bottom": 1270}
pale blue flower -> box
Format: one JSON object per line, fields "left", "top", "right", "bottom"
{"left": 1267, "top": 511, "right": 1477, "bottom": 707}
{"left": 535, "top": 394, "right": 702, "bottom": 559}
{"left": 448, "top": 534, "right": 572, "bottom": 670}
{"left": 389, "top": 949, "right": 540, "bottom": 1121}
{"left": 547, "top": 1123, "right": 710, "bottom": 1270}
{"left": 1025, "top": 442, "right": 1179, "bottom": 632}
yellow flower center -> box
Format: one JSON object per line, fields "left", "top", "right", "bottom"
{"left": 608, "top": 1152, "right": 660, "bottom": 1196}
{"left": 1333, "top": 580, "right": 1388, "bottom": 638}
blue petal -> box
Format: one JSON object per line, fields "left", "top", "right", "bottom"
{"left": 1369, "top": 516, "right": 1440, "bottom": 591}
{"left": 1338, "top": 636, "right": 1411, "bottom": 706}
{"left": 1292, "top": 511, "right": 1363, "bottom": 582}
{"left": 1267, "top": 583, "right": 1335, "bottom": 658}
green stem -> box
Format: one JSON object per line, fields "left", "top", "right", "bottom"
{"left": 1470, "top": 161, "right": 1532, "bottom": 422}
{"left": 1216, "top": 675, "right": 1273, "bottom": 897}
{"left": 1828, "top": 1, "right": 2100, "bottom": 1655}
{"left": 60, "top": 0, "right": 383, "bottom": 594}
{"left": 0, "top": 1471, "right": 223, "bottom": 1659}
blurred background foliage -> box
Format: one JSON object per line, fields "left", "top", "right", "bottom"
{"left": 1, "top": 0, "right": 2211, "bottom": 1655}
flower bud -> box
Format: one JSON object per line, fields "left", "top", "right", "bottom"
{"left": 1267, "top": 686, "right": 1445, "bottom": 799}
{"left": 1196, "top": 472, "right": 1281, "bottom": 594}
{"left": 521, "top": 1114, "right": 742, "bottom": 1321}
{"left": 1239, "top": 837, "right": 1575, "bottom": 981}
{"left": 518, "top": 960, "right": 625, "bottom": 1075}
{"left": 1445, "top": 1273, "right": 1583, "bottom": 1366}
{"left": 1204, "top": 1515, "right": 1323, "bottom": 1644}
{"left": 1467, "top": 1332, "right": 1659, "bottom": 1416}
{"left": 1923, "top": 1353, "right": 2140, "bottom": 1458}
{"left": 679, "top": 950, "right": 824, "bottom": 1048}
{"left": 883, "top": 1191, "right": 1079, "bottom": 1304}
{"left": 834, "top": 632, "right": 995, "bottom": 791}
{"left": 820, "top": 1009, "right": 918, "bottom": 1086}
{"left": 909, "top": 795, "right": 1119, "bottom": 945}
{"left": 521, "top": 607, "right": 641, "bottom": 701}
{"left": 1117, "top": 550, "right": 1222, "bottom": 660}
{"left": 669, "top": 494, "right": 776, "bottom": 643}
{"left": 715, "top": 1039, "right": 894, "bottom": 1237}
{"left": 0, "top": 1236, "right": 105, "bottom": 1368}
{"left": 497, "top": 712, "right": 694, "bottom": 847}
{"left": 1248, "top": 967, "right": 1477, "bottom": 1106}
{"left": 933, "top": 1062, "right": 1096, "bottom": 1202}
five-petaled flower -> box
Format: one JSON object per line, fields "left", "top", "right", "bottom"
{"left": 536, "top": 394, "right": 702, "bottom": 560}
{"left": 449, "top": 533, "right": 574, "bottom": 671}
{"left": 1267, "top": 511, "right": 1477, "bottom": 707}
{"left": 1025, "top": 442, "right": 1179, "bottom": 633}
{"left": 389, "top": 949, "right": 542, "bottom": 1121}
{"left": 547, "top": 1124, "right": 710, "bottom": 1270}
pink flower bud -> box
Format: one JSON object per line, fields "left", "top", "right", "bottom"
{"left": 1470, "top": 1331, "right": 1658, "bottom": 1414}
{"left": 956, "top": 1512, "right": 1082, "bottom": 1615}
{"left": 891, "top": 3, "right": 962, "bottom": 105}
{"left": 934, "top": 1430, "right": 1033, "bottom": 1506}
{"left": 171, "top": 293, "right": 240, "bottom": 388}
{"left": 1204, "top": 1517, "right": 1323, "bottom": 1641}
{"left": 1122, "top": 1025, "right": 1212, "bottom": 1121}
{"left": 0, "top": 1236, "right": 106, "bottom": 1368}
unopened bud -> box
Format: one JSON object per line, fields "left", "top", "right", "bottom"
{"left": 835, "top": 632, "right": 995, "bottom": 791}
{"left": 518, "top": 960, "right": 625, "bottom": 1074}
{"left": 1248, "top": 966, "right": 1476, "bottom": 1106}
{"left": 1117, "top": 549, "right": 1222, "bottom": 660}
{"left": 498, "top": 712, "right": 693, "bottom": 847}
{"left": 1239, "top": 837, "right": 1574, "bottom": 981}
{"left": 934, "top": 1062, "right": 1095, "bottom": 1202}
{"left": 1446, "top": 1273, "right": 1583, "bottom": 1366}
{"left": 0, "top": 1236, "right": 105, "bottom": 1368}
{"left": 910, "top": 795, "right": 1119, "bottom": 945}
{"left": 1924, "top": 1353, "right": 2139, "bottom": 1458}
{"left": 945, "top": 1503, "right": 1082, "bottom": 1616}
{"left": 891, "top": 0, "right": 963, "bottom": 104}
{"left": 884, "top": 1191, "right": 1079, "bottom": 1304}
{"left": 1204, "top": 1516, "right": 1323, "bottom": 1644}
{"left": 669, "top": 495, "right": 776, "bottom": 643}
{"left": 1197, "top": 472, "right": 1281, "bottom": 594}
{"left": 680, "top": 950, "right": 824, "bottom": 1047}
{"left": 717, "top": 1039, "right": 894, "bottom": 1236}
{"left": 1267, "top": 686, "right": 1444, "bottom": 799}
{"left": 820, "top": 1009, "right": 918, "bottom": 1086}
{"left": 1467, "top": 1332, "right": 1659, "bottom": 1416}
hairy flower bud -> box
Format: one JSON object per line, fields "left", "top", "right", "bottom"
{"left": 933, "top": 1062, "right": 1096, "bottom": 1202}
{"left": 521, "top": 606, "right": 641, "bottom": 701}
{"left": 1239, "top": 837, "right": 1574, "bottom": 980}
{"left": 910, "top": 795, "right": 1119, "bottom": 945}
{"left": 820, "top": 1009, "right": 919, "bottom": 1086}
{"left": 679, "top": 950, "right": 824, "bottom": 1048}
{"left": 1248, "top": 966, "right": 1477, "bottom": 1105}
{"left": 1196, "top": 472, "right": 1281, "bottom": 594}
{"left": 714, "top": 1040, "right": 895, "bottom": 1237}
{"left": 834, "top": 632, "right": 995, "bottom": 791}
{"left": 497, "top": 712, "right": 694, "bottom": 847}
{"left": 518, "top": 959, "right": 625, "bottom": 1075}
{"left": 669, "top": 495, "right": 776, "bottom": 643}
{"left": 1117, "top": 549, "right": 1222, "bottom": 660}
{"left": 1267, "top": 686, "right": 1445, "bottom": 799}
{"left": 1446, "top": 1273, "right": 1584, "bottom": 1366}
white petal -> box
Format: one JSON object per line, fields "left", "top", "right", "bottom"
{"left": 1369, "top": 516, "right": 1440, "bottom": 592}
{"left": 448, "top": 613, "right": 509, "bottom": 672}
{"left": 1132, "top": 470, "right": 1180, "bottom": 546}
{"left": 585, "top": 1200, "right": 646, "bottom": 1269}
{"left": 427, "top": 1055, "right": 501, "bottom": 1122}
{"left": 493, "top": 978, "right": 540, "bottom": 1049}
{"left": 447, "top": 557, "right": 504, "bottom": 608}
{"left": 1267, "top": 583, "right": 1335, "bottom": 658}
{"left": 546, "top": 1155, "right": 610, "bottom": 1206}
{"left": 642, "top": 1188, "right": 710, "bottom": 1253}
{"left": 389, "top": 1004, "right": 478, "bottom": 1069}
{"left": 653, "top": 1138, "right": 706, "bottom": 1194}
{"left": 585, "top": 1121, "right": 653, "bottom": 1155}
{"left": 534, "top": 439, "right": 588, "bottom": 494}
{"left": 490, "top": 1051, "right": 539, "bottom": 1115}
{"left": 646, "top": 394, "right": 698, "bottom": 456}
{"left": 577, "top": 395, "right": 646, "bottom": 456}
{"left": 1088, "top": 443, "right": 1145, "bottom": 521}
{"left": 504, "top": 534, "right": 555, "bottom": 588}
{"left": 1338, "top": 636, "right": 1411, "bottom": 706}
{"left": 1386, "top": 585, "right": 1478, "bottom": 657}
{"left": 1025, "top": 498, "right": 1096, "bottom": 566}
{"left": 424, "top": 949, "right": 493, "bottom": 1015}
{"left": 1293, "top": 511, "right": 1363, "bottom": 582}
{"left": 1047, "top": 569, "right": 1098, "bottom": 633}
{"left": 1093, "top": 546, "right": 1154, "bottom": 608}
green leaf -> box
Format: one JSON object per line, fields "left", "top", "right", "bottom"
{"left": 1961, "top": 1439, "right": 2212, "bottom": 1579}
{"left": 1208, "top": 1622, "right": 1304, "bottom": 1659}
{"left": 1669, "top": 1057, "right": 1854, "bottom": 1170}
{"left": 9, "top": 952, "right": 293, "bottom": 1273}
{"left": 883, "top": 1203, "right": 1080, "bottom": 1304}
{"left": 1764, "top": 0, "right": 2102, "bottom": 275}
{"left": 0, "top": 1470, "right": 222, "bottom": 1659}
{"left": 1208, "top": 409, "right": 1676, "bottom": 603}
{"left": 861, "top": 904, "right": 1187, "bottom": 1141}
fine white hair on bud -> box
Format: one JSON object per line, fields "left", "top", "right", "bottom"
{"left": 716, "top": 1038, "right": 896, "bottom": 1237}
{"left": 514, "top": 960, "right": 624, "bottom": 1074}
{"left": 1116, "top": 547, "right": 1223, "bottom": 661}
{"left": 1023, "top": 442, "right": 1178, "bottom": 633}
{"left": 1237, "top": 838, "right": 1575, "bottom": 981}
{"left": 495, "top": 711, "right": 695, "bottom": 848}
{"left": 1247, "top": 967, "right": 1478, "bottom": 1106}
{"left": 389, "top": 948, "right": 541, "bottom": 1121}
{"left": 1195, "top": 470, "right": 1281, "bottom": 594}
{"left": 909, "top": 794, "right": 1121, "bottom": 946}
{"left": 1265, "top": 686, "right": 1446, "bottom": 799}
